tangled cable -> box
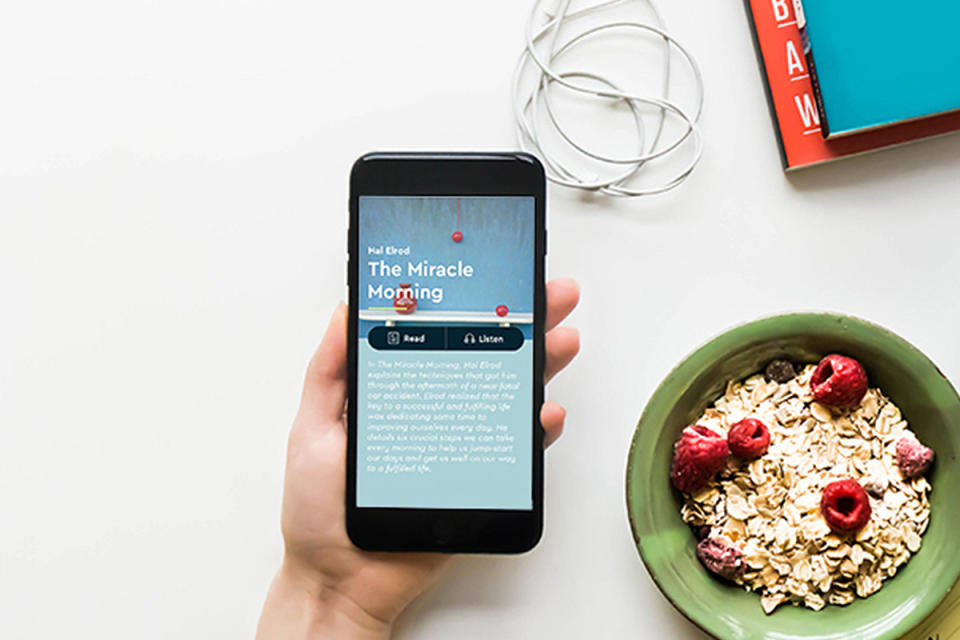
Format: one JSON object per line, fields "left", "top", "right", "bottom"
{"left": 513, "top": 0, "right": 704, "bottom": 197}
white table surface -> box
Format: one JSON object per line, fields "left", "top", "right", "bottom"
{"left": 3, "top": 1, "right": 960, "bottom": 638}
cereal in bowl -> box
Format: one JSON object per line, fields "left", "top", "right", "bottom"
{"left": 670, "top": 356, "right": 934, "bottom": 613}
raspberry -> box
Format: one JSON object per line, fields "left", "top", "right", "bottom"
{"left": 727, "top": 418, "right": 771, "bottom": 459}
{"left": 810, "top": 355, "right": 868, "bottom": 408}
{"left": 669, "top": 425, "right": 730, "bottom": 494}
{"left": 820, "top": 479, "right": 871, "bottom": 533}
{"left": 896, "top": 437, "right": 934, "bottom": 479}
{"left": 696, "top": 537, "right": 744, "bottom": 581}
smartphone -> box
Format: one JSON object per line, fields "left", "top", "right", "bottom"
{"left": 346, "top": 152, "right": 546, "bottom": 553}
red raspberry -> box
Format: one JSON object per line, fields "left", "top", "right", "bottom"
{"left": 670, "top": 425, "right": 730, "bottom": 494}
{"left": 696, "top": 537, "right": 744, "bottom": 581}
{"left": 810, "top": 355, "right": 868, "bottom": 408}
{"left": 727, "top": 418, "right": 771, "bottom": 459}
{"left": 896, "top": 437, "right": 934, "bottom": 479}
{"left": 820, "top": 479, "right": 871, "bottom": 533}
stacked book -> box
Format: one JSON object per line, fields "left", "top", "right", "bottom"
{"left": 744, "top": 0, "right": 960, "bottom": 170}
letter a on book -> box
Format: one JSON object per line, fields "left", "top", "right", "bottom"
{"left": 786, "top": 40, "right": 805, "bottom": 75}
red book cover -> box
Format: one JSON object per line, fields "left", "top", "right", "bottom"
{"left": 744, "top": 0, "right": 960, "bottom": 170}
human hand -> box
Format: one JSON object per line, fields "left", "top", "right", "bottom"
{"left": 256, "top": 279, "right": 581, "bottom": 640}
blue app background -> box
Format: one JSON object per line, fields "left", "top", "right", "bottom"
{"left": 357, "top": 196, "right": 535, "bottom": 510}
{"left": 357, "top": 347, "right": 533, "bottom": 509}
{"left": 358, "top": 196, "right": 534, "bottom": 314}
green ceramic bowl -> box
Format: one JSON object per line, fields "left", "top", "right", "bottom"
{"left": 626, "top": 313, "right": 960, "bottom": 640}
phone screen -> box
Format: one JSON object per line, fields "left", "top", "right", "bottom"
{"left": 356, "top": 195, "right": 535, "bottom": 510}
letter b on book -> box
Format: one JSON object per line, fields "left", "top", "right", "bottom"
{"left": 771, "top": 0, "right": 790, "bottom": 22}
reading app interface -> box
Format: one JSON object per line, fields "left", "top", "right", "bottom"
{"left": 357, "top": 196, "right": 534, "bottom": 510}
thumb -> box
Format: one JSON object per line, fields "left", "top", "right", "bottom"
{"left": 299, "top": 302, "right": 348, "bottom": 426}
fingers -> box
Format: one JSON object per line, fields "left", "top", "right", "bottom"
{"left": 545, "top": 278, "right": 580, "bottom": 332}
{"left": 299, "top": 302, "right": 348, "bottom": 425}
{"left": 544, "top": 326, "right": 580, "bottom": 383}
{"left": 542, "top": 279, "right": 579, "bottom": 448}
{"left": 541, "top": 401, "right": 566, "bottom": 449}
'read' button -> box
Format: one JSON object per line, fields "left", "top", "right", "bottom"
{"left": 367, "top": 326, "right": 445, "bottom": 350}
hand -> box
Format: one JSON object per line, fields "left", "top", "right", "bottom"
{"left": 256, "top": 279, "right": 581, "bottom": 640}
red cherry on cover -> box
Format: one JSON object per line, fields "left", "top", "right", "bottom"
{"left": 393, "top": 283, "right": 417, "bottom": 315}
{"left": 496, "top": 304, "right": 508, "bottom": 317}
{"left": 452, "top": 231, "right": 463, "bottom": 243}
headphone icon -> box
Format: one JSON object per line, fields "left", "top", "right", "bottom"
{"left": 463, "top": 333, "right": 477, "bottom": 345}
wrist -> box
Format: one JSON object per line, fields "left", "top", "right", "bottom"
{"left": 257, "top": 558, "right": 394, "bottom": 640}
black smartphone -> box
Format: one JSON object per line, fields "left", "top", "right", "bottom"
{"left": 346, "top": 152, "right": 546, "bottom": 553}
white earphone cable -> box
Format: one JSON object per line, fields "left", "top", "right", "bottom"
{"left": 513, "top": 0, "right": 704, "bottom": 197}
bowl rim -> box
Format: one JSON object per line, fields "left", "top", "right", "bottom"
{"left": 625, "top": 311, "right": 960, "bottom": 640}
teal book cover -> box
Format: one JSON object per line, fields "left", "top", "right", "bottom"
{"left": 796, "top": 0, "right": 960, "bottom": 138}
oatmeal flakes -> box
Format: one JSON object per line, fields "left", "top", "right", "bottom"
{"left": 679, "top": 364, "right": 932, "bottom": 613}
